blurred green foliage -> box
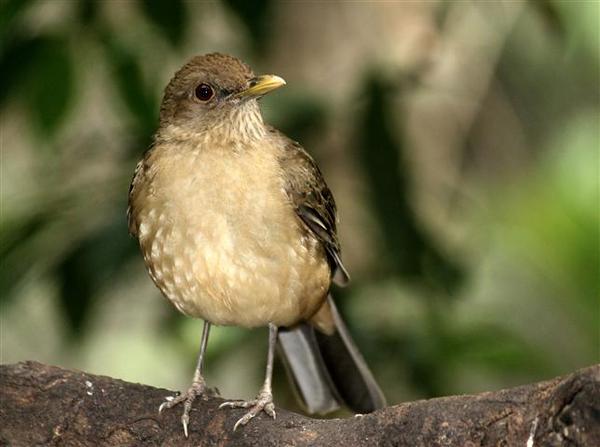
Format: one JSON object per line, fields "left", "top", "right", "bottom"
{"left": 140, "top": 0, "right": 187, "bottom": 47}
{"left": 356, "top": 75, "right": 463, "bottom": 291}
{"left": 1, "top": 0, "right": 597, "bottom": 411}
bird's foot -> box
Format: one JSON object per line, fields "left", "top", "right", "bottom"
{"left": 219, "top": 387, "right": 276, "bottom": 431}
{"left": 159, "top": 378, "right": 210, "bottom": 437}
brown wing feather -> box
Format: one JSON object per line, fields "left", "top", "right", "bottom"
{"left": 127, "top": 159, "right": 144, "bottom": 237}
{"left": 270, "top": 127, "right": 349, "bottom": 286}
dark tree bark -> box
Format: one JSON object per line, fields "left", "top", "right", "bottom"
{"left": 0, "top": 361, "right": 598, "bottom": 446}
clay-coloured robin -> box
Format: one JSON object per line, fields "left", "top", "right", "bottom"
{"left": 128, "top": 53, "right": 385, "bottom": 435}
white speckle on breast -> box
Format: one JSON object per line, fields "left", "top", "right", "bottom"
{"left": 130, "top": 137, "right": 331, "bottom": 328}
{"left": 139, "top": 222, "right": 150, "bottom": 238}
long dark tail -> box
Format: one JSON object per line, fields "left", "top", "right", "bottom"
{"left": 277, "top": 295, "right": 386, "bottom": 414}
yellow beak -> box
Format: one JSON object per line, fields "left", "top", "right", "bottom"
{"left": 237, "top": 74, "right": 286, "bottom": 98}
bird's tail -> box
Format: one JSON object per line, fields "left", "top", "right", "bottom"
{"left": 277, "top": 295, "right": 386, "bottom": 414}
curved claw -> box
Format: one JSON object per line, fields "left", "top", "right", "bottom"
{"left": 233, "top": 416, "right": 248, "bottom": 432}
{"left": 264, "top": 403, "right": 276, "bottom": 419}
{"left": 220, "top": 391, "right": 276, "bottom": 431}
{"left": 182, "top": 414, "right": 189, "bottom": 438}
{"left": 158, "top": 381, "right": 206, "bottom": 437}
{"left": 158, "top": 402, "right": 167, "bottom": 414}
{"left": 158, "top": 396, "right": 175, "bottom": 414}
{"left": 232, "top": 405, "right": 277, "bottom": 431}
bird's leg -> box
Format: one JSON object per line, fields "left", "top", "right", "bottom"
{"left": 159, "top": 320, "right": 211, "bottom": 437}
{"left": 219, "top": 323, "right": 278, "bottom": 430}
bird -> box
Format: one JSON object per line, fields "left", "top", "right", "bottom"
{"left": 127, "top": 52, "right": 385, "bottom": 435}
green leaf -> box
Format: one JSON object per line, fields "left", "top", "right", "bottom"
{"left": 0, "top": 0, "right": 37, "bottom": 42}
{"left": 23, "top": 37, "right": 74, "bottom": 137}
{"left": 530, "top": 0, "right": 566, "bottom": 37}
{"left": 354, "top": 74, "right": 464, "bottom": 294}
{"left": 443, "top": 324, "right": 550, "bottom": 374}
{"left": 223, "top": 0, "right": 272, "bottom": 53}
{"left": 55, "top": 215, "right": 138, "bottom": 336}
{"left": 0, "top": 211, "right": 49, "bottom": 304}
{"left": 100, "top": 32, "right": 157, "bottom": 147}
{"left": 77, "top": 0, "right": 100, "bottom": 25}
{"left": 140, "top": 0, "right": 187, "bottom": 47}
{"left": 0, "top": 34, "right": 45, "bottom": 106}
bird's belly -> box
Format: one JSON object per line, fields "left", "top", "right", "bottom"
{"left": 135, "top": 158, "right": 330, "bottom": 327}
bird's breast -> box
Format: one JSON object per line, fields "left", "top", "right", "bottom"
{"left": 130, "top": 140, "right": 330, "bottom": 327}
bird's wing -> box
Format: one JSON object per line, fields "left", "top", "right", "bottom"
{"left": 270, "top": 127, "right": 349, "bottom": 286}
{"left": 127, "top": 159, "right": 143, "bottom": 238}
{"left": 127, "top": 143, "right": 155, "bottom": 238}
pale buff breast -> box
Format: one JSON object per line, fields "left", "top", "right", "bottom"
{"left": 130, "top": 139, "right": 331, "bottom": 328}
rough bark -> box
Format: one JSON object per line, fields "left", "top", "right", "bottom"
{"left": 0, "top": 361, "right": 598, "bottom": 446}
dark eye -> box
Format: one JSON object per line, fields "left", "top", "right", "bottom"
{"left": 194, "top": 83, "right": 214, "bottom": 101}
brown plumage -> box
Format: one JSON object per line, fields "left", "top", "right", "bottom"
{"left": 128, "top": 52, "right": 384, "bottom": 435}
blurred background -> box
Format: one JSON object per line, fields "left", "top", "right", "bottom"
{"left": 1, "top": 0, "right": 598, "bottom": 414}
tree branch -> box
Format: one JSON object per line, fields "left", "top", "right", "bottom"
{"left": 1, "top": 361, "right": 598, "bottom": 446}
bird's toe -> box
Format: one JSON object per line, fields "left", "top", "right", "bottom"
{"left": 222, "top": 389, "right": 276, "bottom": 430}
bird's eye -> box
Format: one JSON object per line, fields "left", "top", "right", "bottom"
{"left": 194, "top": 83, "right": 214, "bottom": 102}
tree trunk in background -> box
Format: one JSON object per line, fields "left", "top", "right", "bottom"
{"left": 0, "top": 362, "right": 598, "bottom": 446}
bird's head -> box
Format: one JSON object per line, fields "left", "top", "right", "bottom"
{"left": 158, "top": 53, "right": 285, "bottom": 141}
